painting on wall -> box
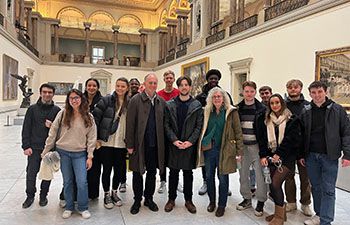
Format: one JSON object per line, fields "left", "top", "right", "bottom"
{"left": 48, "top": 82, "right": 83, "bottom": 95}
{"left": 2, "top": 54, "right": 19, "bottom": 100}
{"left": 315, "top": 46, "right": 350, "bottom": 107}
{"left": 181, "top": 57, "right": 209, "bottom": 97}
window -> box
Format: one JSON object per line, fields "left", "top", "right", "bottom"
{"left": 92, "top": 46, "right": 105, "bottom": 64}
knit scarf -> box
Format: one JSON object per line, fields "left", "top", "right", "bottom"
{"left": 265, "top": 109, "right": 292, "bottom": 153}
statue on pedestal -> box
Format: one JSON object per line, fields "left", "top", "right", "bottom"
{"left": 10, "top": 74, "right": 33, "bottom": 108}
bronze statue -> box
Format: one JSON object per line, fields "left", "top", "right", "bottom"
{"left": 10, "top": 74, "right": 33, "bottom": 108}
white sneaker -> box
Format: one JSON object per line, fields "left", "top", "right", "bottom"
{"left": 119, "top": 183, "right": 127, "bottom": 193}
{"left": 112, "top": 190, "right": 123, "bottom": 207}
{"left": 177, "top": 183, "right": 183, "bottom": 193}
{"left": 79, "top": 210, "right": 91, "bottom": 219}
{"left": 59, "top": 200, "right": 66, "bottom": 208}
{"left": 198, "top": 182, "right": 207, "bottom": 195}
{"left": 286, "top": 202, "right": 297, "bottom": 212}
{"left": 301, "top": 204, "right": 313, "bottom": 217}
{"left": 158, "top": 181, "right": 166, "bottom": 194}
{"left": 62, "top": 210, "right": 72, "bottom": 219}
{"left": 304, "top": 215, "right": 320, "bottom": 225}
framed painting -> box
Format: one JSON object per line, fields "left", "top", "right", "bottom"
{"left": 181, "top": 57, "right": 209, "bottom": 97}
{"left": 2, "top": 54, "right": 18, "bottom": 100}
{"left": 315, "top": 46, "right": 350, "bottom": 108}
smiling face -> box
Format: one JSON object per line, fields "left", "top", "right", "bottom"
{"left": 144, "top": 74, "right": 158, "bottom": 95}
{"left": 86, "top": 80, "right": 98, "bottom": 96}
{"left": 164, "top": 73, "right": 175, "bottom": 88}
{"left": 269, "top": 96, "right": 282, "bottom": 114}
{"left": 259, "top": 89, "right": 272, "bottom": 104}
{"left": 309, "top": 87, "right": 327, "bottom": 105}
{"left": 208, "top": 74, "right": 219, "bottom": 89}
{"left": 40, "top": 87, "right": 54, "bottom": 103}
{"left": 115, "top": 80, "right": 129, "bottom": 97}
{"left": 129, "top": 79, "right": 140, "bottom": 94}
{"left": 287, "top": 83, "right": 302, "bottom": 98}
{"left": 212, "top": 91, "right": 223, "bottom": 109}
{"left": 178, "top": 79, "right": 191, "bottom": 96}
{"left": 69, "top": 91, "right": 81, "bottom": 110}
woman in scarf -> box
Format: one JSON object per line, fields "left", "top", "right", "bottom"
{"left": 257, "top": 94, "right": 302, "bottom": 225}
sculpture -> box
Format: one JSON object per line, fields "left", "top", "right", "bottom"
{"left": 10, "top": 74, "right": 33, "bottom": 108}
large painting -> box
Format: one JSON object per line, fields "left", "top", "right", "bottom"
{"left": 181, "top": 57, "right": 209, "bottom": 97}
{"left": 315, "top": 46, "right": 350, "bottom": 107}
{"left": 48, "top": 82, "right": 83, "bottom": 95}
{"left": 2, "top": 54, "right": 18, "bottom": 100}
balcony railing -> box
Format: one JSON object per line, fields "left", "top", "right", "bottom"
{"left": 230, "top": 15, "right": 258, "bottom": 36}
{"left": 176, "top": 37, "right": 189, "bottom": 59}
{"left": 265, "top": 0, "right": 309, "bottom": 21}
{"left": 18, "top": 34, "right": 39, "bottom": 57}
{"left": 206, "top": 29, "right": 225, "bottom": 46}
{"left": 0, "top": 13, "right": 4, "bottom": 26}
{"left": 158, "top": 58, "right": 165, "bottom": 66}
{"left": 166, "top": 48, "right": 176, "bottom": 62}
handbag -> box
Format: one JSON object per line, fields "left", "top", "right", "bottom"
{"left": 110, "top": 108, "right": 123, "bottom": 134}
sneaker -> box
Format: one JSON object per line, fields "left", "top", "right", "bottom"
{"left": 39, "top": 197, "right": 48, "bottom": 207}
{"left": 301, "top": 204, "right": 313, "bottom": 217}
{"left": 198, "top": 181, "right": 207, "bottom": 195}
{"left": 104, "top": 192, "right": 114, "bottom": 209}
{"left": 22, "top": 197, "right": 34, "bottom": 209}
{"left": 119, "top": 183, "right": 127, "bottom": 193}
{"left": 286, "top": 202, "right": 297, "bottom": 212}
{"left": 62, "top": 210, "right": 72, "bottom": 219}
{"left": 59, "top": 199, "right": 66, "bottom": 208}
{"left": 236, "top": 199, "right": 252, "bottom": 210}
{"left": 111, "top": 190, "right": 122, "bottom": 207}
{"left": 304, "top": 215, "right": 320, "bottom": 225}
{"left": 254, "top": 201, "right": 264, "bottom": 217}
{"left": 158, "top": 181, "right": 166, "bottom": 194}
{"left": 79, "top": 210, "right": 91, "bottom": 219}
{"left": 228, "top": 190, "right": 232, "bottom": 196}
{"left": 177, "top": 183, "right": 183, "bottom": 193}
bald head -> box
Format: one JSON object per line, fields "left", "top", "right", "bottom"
{"left": 144, "top": 73, "right": 158, "bottom": 96}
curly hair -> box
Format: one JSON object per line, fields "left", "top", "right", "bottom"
{"left": 64, "top": 89, "right": 93, "bottom": 128}
{"left": 205, "top": 87, "right": 231, "bottom": 112}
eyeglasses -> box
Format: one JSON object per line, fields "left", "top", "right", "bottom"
{"left": 69, "top": 96, "right": 81, "bottom": 101}
{"left": 213, "top": 95, "right": 223, "bottom": 99}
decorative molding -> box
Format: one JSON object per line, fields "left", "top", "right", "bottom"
{"left": 227, "top": 58, "right": 253, "bottom": 72}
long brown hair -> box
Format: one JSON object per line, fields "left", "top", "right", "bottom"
{"left": 64, "top": 89, "right": 93, "bottom": 128}
{"left": 115, "top": 77, "right": 129, "bottom": 113}
{"left": 266, "top": 93, "right": 288, "bottom": 121}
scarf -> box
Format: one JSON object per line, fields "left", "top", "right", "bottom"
{"left": 265, "top": 109, "right": 292, "bottom": 153}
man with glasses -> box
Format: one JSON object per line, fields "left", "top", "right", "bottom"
{"left": 22, "top": 83, "right": 61, "bottom": 208}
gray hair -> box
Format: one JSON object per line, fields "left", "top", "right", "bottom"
{"left": 205, "top": 87, "right": 231, "bottom": 112}
{"left": 144, "top": 73, "right": 158, "bottom": 82}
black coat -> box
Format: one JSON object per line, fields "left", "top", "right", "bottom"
{"left": 285, "top": 94, "right": 309, "bottom": 116}
{"left": 84, "top": 91, "right": 102, "bottom": 113}
{"left": 164, "top": 97, "right": 203, "bottom": 170}
{"left": 256, "top": 113, "right": 302, "bottom": 163}
{"left": 93, "top": 92, "right": 129, "bottom": 142}
{"left": 22, "top": 99, "right": 61, "bottom": 150}
{"left": 300, "top": 99, "right": 350, "bottom": 160}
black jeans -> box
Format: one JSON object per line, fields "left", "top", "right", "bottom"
{"left": 132, "top": 146, "right": 158, "bottom": 202}
{"left": 100, "top": 146, "right": 126, "bottom": 192}
{"left": 120, "top": 149, "right": 127, "bottom": 184}
{"left": 168, "top": 168, "right": 193, "bottom": 201}
{"left": 87, "top": 149, "right": 102, "bottom": 199}
{"left": 26, "top": 149, "right": 51, "bottom": 199}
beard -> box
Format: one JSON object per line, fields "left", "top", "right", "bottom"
{"left": 288, "top": 93, "right": 300, "bottom": 98}
{"left": 180, "top": 92, "right": 189, "bottom": 96}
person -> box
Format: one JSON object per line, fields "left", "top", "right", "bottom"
{"left": 163, "top": 76, "right": 203, "bottom": 213}
{"left": 129, "top": 78, "right": 141, "bottom": 98}
{"left": 197, "top": 87, "right": 243, "bottom": 217}
{"left": 257, "top": 94, "right": 302, "bottom": 225}
{"left": 259, "top": 86, "right": 272, "bottom": 106}
{"left": 21, "top": 83, "right": 61, "bottom": 208}
{"left": 93, "top": 77, "right": 130, "bottom": 209}
{"left": 300, "top": 81, "right": 350, "bottom": 225}
{"left": 284, "top": 79, "right": 312, "bottom": 216}
{"left": 157, "top": 70, "right": 180, "bottom": 194}
{"left": 195, "top": 69, "right": 233, "bottom": 196}
{"left": 84, "top": 78, "right": 103, "bottom": 200}
{"left": 236, "top": 81, "right": 267, "bottom": 217}
{"left": 42, "top": 89, "right": 97, "bottom": 219}
{"left": 126, "top": 73, "right": 166, "bottom": 215}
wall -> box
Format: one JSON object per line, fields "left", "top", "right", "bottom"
{"left": 0, "top": 28, "right": 41, "bottom": 111}
{"left": 156, "top": 2, "right": 350, "bottom": 103}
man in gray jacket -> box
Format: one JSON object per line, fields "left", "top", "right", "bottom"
{"left": 126, "top": 73, "right": 166, "bottom": 215}
{"left": 300, "top": 81, "right": 350, "bottom": 225}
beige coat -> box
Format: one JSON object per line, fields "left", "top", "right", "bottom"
{"left": 197, "top": 105, "right": 244, "bottom": 174}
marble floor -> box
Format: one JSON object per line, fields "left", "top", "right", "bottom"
{"left": 0, "top": 111, "right": 350, "bottom": 225}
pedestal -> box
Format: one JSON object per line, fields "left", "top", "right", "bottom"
{"left": 84, "top": 56, "right": 90, "bottom": 64}
{"left": 13, "top": 108, "right": 27, "bottom": 125}
{"left": 113, "top": 58, "right": 119, "bottom": 65}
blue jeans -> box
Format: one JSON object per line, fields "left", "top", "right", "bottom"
{"left": 57, "top": 148, "right": 89, "bottom": 211}
{"left": 204, "top": 145, "right": 228, "bottom": 208}
{"left": 306, "top": 152, "right": 338, "bottom": 225}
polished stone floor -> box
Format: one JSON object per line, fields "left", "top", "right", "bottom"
{"left": 0, "top": 111, "right": 350, "bottom": 225}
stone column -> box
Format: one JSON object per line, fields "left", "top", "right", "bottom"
{"left": 32, "top": 17, "right": 38, "bottom": 49}
{"left": 264, "top": 0, "right": 272, "bottom": 8}
{"left": 0, "top": 1, "right": 6, "bottom": 17}
{"left": 167, "top": 24, "right": 172, "bottom": 55}
{"left": 83, "top": 22, "right": 91, "bottom": 64}
{"left": 214, "top": 0, "right": 220, "bottom": 22}
{"left": 159, "top": 32, "right": 163, "bottom": 59}
{"left": 177, "top": 15, "right": 182, "bottom": 46}
{"left": 140, "top": 32, "right": 146, "bottom": 63}
{"left": 112, "top": 25, "right": 120, "bottom": 65}
{"left": 163, "top": 31, "right": 168, "bottom": 58}
{"left": 183, "top": 16, "right": 188, "bottom": 39}
{"left": 230, "top": 0, "right": 237, "bottom": 24}
{"left": 26, "top": 7, "right": 33, "bottom": 43}
{"left": 53, "top": 23, "right": 59, "bottom": 55}
{"left": 207, "top": 0, "right": 213, "bottom": 35}
{"left": 18, "top": 0, "right": 25, "bottom": 34}
{"left": 238, "top": 0, "right": 245, "bottom": 22}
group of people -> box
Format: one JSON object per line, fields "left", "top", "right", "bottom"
{"left": 21, "top": 69, "right": 350, "bottom": 225}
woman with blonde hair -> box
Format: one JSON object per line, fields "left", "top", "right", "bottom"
{"left": 42, "top": 89, "right": 97, "bottom": 219}
{"left": 197, "top": 87, "right": 243, "bottom": 217}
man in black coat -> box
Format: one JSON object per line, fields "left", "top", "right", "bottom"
{"left": 284, "top": 79, "right": 312, "bottom": 216}
{"left": 21, "top": 83, "right": 61, "bottom": 208}
{"left": 164, "top": 76, "right": 203, "bottom": 214}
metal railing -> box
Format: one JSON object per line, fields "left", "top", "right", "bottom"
{"left": 206, "top": 29, "right": 225, "bottom": 46}
{"left": 18, "top": 34, "right": 39, "bottom": 57}
{"left": 230, "top": 14, "right": 258, "bottom": 36}
{"left": 265, "top": 0, "right": 309, "bottom": 21}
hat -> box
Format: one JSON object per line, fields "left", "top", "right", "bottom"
{"left": 206, "top": 69, "right": 222, "bottom": 81}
